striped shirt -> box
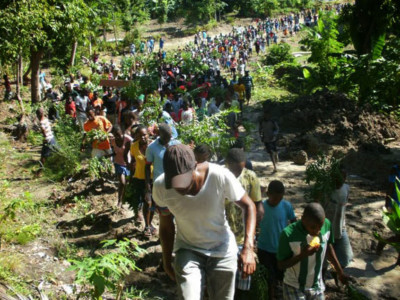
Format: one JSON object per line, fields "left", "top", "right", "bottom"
{"left": 40, "top": 118, "right": 54, "bottom": 143}
{"left": 277, "top": 219, "right": 333, "bottom": 292}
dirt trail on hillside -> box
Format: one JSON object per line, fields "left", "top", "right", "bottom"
{"left": 243, "top": 106, "right": 400, "bottom": 300}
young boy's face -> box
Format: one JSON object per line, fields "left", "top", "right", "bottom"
{"left": 267, "top": 192, "right": 284, "bottom": 205}
{"left": 301, "top": 217, "right": 324, "bottom": 237}
{"left": 227, "top": 161, "right": 245, "bottom": 178}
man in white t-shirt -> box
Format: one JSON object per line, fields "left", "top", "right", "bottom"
{"left": 153, "top": 144, "right": 256, "bottom": 300}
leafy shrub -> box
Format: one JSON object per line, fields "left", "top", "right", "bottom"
{"left": 88, "top": 157, "right": 113, "bottom": 180}
{"left": 273, "top": 61, "right": 303, "bottom": 94}
{"left": 120, "top": 56, "right": 135, "bottom": 79}
{"left": 141, "top": 94, "right": 164, "bottom": 127}
{"left": 177, "top": 109, "right": 238, "bottom": 157}
{"left": 180, "top": 51, "right": 209, "bottom": 74}
{"left": 0, "top": 192, "right": 45, "bottom": 245}
{"left": 304, "top": 155, "right": 343, "bottom": 207}
{"left": 90, "top": 73, "right": 102, "bottom": 88}
{"left": 374, "top": 178, "right": 400, "bottom": 252}
{"left": 69, "top": 239, "right": 146, "bottom": 299}
{"left": 123, "top": 28, "right": 141, "bottom": 48}
{"left": 264, "top": 43, "right": 294, "bottom": 65}
{"left": 44, "top": 111, "right": 84, "bottom": 181}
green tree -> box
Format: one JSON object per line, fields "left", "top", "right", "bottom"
{"left": 177, "top": 0, "right": 227, "bottom": 24}
{"left": 251, "top": 0, "right": 278, "bottom": 17}
{"left": 300, "top": 11, "right": 344, "bottom": 89}
{"left": 0, "top": 0, "right": 92, "bottom": 103}
{"left": 156, "top": 0, "right": 169, "bottom": 25}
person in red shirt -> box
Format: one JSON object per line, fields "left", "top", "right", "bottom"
{"left": 65, "top": 95, "right": 76, "bottom": 118}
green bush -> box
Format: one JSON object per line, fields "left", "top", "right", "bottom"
{"left": 44, "top": 110, "right": 84, "bottom": 181}
{"left": 304, "top": 155, "right": 343, "bottom": 207}
{"left": 69, "top": 239, "right": 146, "bottom": 299}
{"left": 273, "top": 61, "right": 303, "bottom": 94}
{"left": 264, "top": 43, "right": 294, "bottom": 65}
{"left": 123, "top": 29, "right": 141, "bottom": 48}
{"left": 374, "top": 177, "right": 400, "bottom": 252}
{"left": 88, "top": 157, "right": 113, "bottom": 180}
{"left": 177, "top": 108, "right": 239, "bottom": 157}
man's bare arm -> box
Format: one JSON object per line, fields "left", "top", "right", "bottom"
{"left": 235, "top": 193, "right": 257, "bottom": 277}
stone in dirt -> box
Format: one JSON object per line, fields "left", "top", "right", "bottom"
{"left": 292, "top": 150, "right": 308, "bottom": 165}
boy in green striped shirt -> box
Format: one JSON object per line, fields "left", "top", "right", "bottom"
{"left": 277, "top": 203, "right": 349, "bottom": 300}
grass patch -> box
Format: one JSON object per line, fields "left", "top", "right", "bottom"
{"left": 0, "top": 252, "right": 31, "bottom": 295}
{"left": 0, "top": 191, "right": 50, "bottom": 245}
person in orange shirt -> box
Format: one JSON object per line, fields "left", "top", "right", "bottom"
{"left": 82, "top": 106, "right": 113, "bottom": 158}
{"left": 91, "top": 91, "right": 104, "bottom": 108}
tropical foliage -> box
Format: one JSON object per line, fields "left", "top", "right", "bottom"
{"left": 304, "top": 155, "right": 343, "bottom": 207}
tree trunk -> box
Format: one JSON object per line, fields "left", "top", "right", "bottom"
{"left": 14, "top": 54, "right": 27, "bottom": 141}
{"left": 103, "top": 27, "right": 107, "bottom": 41}
{"left": 70, "top": 40, "right": 78, "bottom": 67}
{"left": 23, "top": 62, "right": 31, "bottom": 84}
{"left": 113, "top": 23, "right": 118, "bottom": 51}
{"left": 30, "top": 48, "right": 44, "bottom": 104}
{"left": 16, "top": 55, "right": 23, "bottom": 103}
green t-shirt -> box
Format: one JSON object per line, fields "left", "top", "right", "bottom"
{"left": 277, "top": 219, "right": 334, "bottom": 292}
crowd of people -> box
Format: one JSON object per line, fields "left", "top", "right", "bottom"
{"left": 5, "top": 5, "right": 395, "bottom": 299}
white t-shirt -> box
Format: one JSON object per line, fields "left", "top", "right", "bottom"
{"left": 153, "top": 163, "right": 245, "bottom": 257}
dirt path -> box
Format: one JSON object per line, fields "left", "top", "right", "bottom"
{"left": 243, "top": 107, "right": 400, "bottom": 299}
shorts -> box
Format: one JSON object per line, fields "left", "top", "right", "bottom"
{"left": 257, "top": 249, "right": 283, "bottom": 283}
{"left": 230, "top": 67, "right": 236, "bottom": 73}
{"left": 245, "top": 88, "right": 251, "bottom": 100}
{"left": 283, "top": 283, "right": 325, "bottom": 300}
{"left": 114, "top": 163, "right": 130, "bottom": 176}
{"left": 264, "top": 141, "right": 277, "bottom": 154}
{"left": 129, "top": 177, "right": 146, "bottom": 209}
{"left": 129, "top": 178, "right": 156, "bottom": 211}
{"left": 41, "top": 138, "right": 57, "bottom": 159}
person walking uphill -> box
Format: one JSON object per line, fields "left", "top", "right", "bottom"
{"left": 153, "top": 144, "right": 257, "bottom": 300}
{"left": 277, "top": 203, "right": 349, "bottom": 300}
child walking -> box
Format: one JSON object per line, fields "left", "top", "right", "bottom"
{"left": 277, "top": 203, "right": 350, "bottom": 300}
{"left": 257, "top": 180, "right": 296, "bottom": 300}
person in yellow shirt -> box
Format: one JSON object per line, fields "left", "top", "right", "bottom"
{"left": 130, "top": 125, "right": 154, "bottom": 236}
{"left": 234, "top": 83, "right": 246, "bottom": 114}
{"left": 225, "top": 148, "right": 263, "bottom": 242}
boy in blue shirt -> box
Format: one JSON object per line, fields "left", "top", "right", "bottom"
{"left": 257, "top": 180, "right": 296, "bottom": 300}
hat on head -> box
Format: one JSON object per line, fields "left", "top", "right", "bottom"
{"left": 164, "top": 144, "right": 196, "bottom": 190}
